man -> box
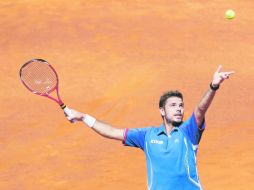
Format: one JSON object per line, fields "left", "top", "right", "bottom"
{"left": 65, "top": 65, "right": 234, "bottom": 190}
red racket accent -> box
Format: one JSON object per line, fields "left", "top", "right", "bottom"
{"left": 19, "top": 59, "right": 65, "bottom": 108}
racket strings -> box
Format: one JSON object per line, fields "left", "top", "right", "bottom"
{"left": 21, "top": 61, "right": 58, "bottom": 94}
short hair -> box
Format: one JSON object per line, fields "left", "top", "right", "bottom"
{"left": 159, "top": 90, "right": 183, "bottom": 108}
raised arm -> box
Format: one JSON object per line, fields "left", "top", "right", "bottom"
{"left": 194, "top": 65, "right": 235, "bottom": 128}
{"left": 64, "top": 109, "right": 125, "bottom": 141}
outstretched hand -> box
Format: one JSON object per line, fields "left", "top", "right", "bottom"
{"left": 64, "top": 108, "right": 85, "bottom": 123}
{"left": 212, "top": 65, "right": 235, "bottom": 87}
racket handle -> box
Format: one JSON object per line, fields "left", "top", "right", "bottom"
{"left": 63, "top": 106, "right": 74, "bottom": 118}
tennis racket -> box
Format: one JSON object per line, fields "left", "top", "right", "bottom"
{"left": 19, "top": 58, "right": 73, "bottom": 117}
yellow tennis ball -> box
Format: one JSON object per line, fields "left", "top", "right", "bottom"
{"left": 225, "top": 10, "right": 235, "bottom": 20}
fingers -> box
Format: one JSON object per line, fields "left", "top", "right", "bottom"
{"left": 64, "top": 109, "right": 76, "bottom": 123}
{"left": 65, "top": 109, "right": 84, "bottom": 123}
{"left": 215, "top": 65, "right": 235, "bottom": 75}
{"left": 225, "top": 71, "right": 235, "bottom": 75}
{"left": 70, "top": 119, "right": 77, "bottom": 124}
{"left": 66, "top": 115, "right": 73, "bottom": 122}
{"left": 212, "top": 68, "right": 235, "bottom": 86}
{"left": 215, "top": 65, "right": 222, "bottom": 73}
{"left": 66, "top": 116, "right": 77, "bottom": 123}
{"left": 220, "top": 71, "right": 234, "bottom": 79}
{"left": 66, "top": 115, "right": 73, "bottom": 120}
{"left": 214, "top": 65, "right": 235, "bottom": 80}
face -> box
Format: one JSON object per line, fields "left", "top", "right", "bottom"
{"left": 160, "top": 97, "right": 184, "bottom": 126}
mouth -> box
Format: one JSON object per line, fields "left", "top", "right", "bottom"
{"left": 174, "top": 114, "right": 183, "bottom": 118}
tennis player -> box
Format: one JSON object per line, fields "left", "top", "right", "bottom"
{"left": 65, "top": 65, "right": 234, "bottom": 190}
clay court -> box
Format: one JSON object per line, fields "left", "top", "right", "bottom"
{"left": 0, "top": 1, "right": 254, "bottom": 189}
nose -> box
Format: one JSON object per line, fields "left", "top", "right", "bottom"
{"left": 176, "top": 106, "right": 182, "bottom": 113}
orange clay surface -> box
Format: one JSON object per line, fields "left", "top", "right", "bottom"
{"left": 0, "top": 1, "right": 254, "bottom": 190}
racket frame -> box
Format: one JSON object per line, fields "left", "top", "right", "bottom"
{"left": 19, "top": 58, "right": 65, "bottom": 108}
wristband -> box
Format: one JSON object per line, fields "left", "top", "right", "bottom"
{"left": 210, "top": 83, "right": 219, "bottom": 91}
{"left": 83, "top": 114, "right": 96, "bottom": 128}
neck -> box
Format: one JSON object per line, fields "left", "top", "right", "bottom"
{"left": 164, "top": 121, "right": 174, "bottom": 135}
{"left": 163, "top": 119, "right": 182, "bottom": 135}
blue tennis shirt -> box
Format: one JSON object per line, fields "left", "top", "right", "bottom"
{"left": 123, "top": 113, "right": 205, "bottom": 190}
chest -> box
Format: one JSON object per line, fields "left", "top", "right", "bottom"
{"left": 145, "top": 131, "right": 186, "bottom": 158}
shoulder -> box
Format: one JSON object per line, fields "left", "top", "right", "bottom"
{"left": 132, "top": 126, "right": 155, "bottom": 133}
{"left": 126, "top": 126, "right": 158, "bottom": 136}
{"left": 181, "top": 113, "right": 196, "bottom": 126}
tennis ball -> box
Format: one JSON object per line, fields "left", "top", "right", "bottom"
{"left": 225, "top": 10, "right": 235, "bottom": 20}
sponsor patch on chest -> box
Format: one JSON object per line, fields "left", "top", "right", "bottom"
{"left": 150, "top": 139, "right": 164, "bottom": 144}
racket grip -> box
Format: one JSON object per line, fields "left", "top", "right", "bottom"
{"left": 63, "top": 106, "right": 74, "bottom": 118}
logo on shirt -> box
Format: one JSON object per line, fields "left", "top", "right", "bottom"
{"left": 150, "top": 139, "right": 163, "bottom": 144}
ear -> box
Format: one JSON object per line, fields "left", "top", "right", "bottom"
{"left": 159, "top": 107, "right": 165, "bottom": 117}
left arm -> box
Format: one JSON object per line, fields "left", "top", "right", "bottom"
{"left": 194, "top": 65, "right": 235, "bottom": 127}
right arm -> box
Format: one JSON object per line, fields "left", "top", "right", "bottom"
{"left": 64, "top": 108, "right": 124, "bottom": 141}
{"left": 92, "top": 120, "right": 124, "bottom": 141}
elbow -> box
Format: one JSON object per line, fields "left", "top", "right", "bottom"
{"left": 196, "top": 104, "right": 208, "bottom": 114}
{"left": 195, "top": 106, "right": 206, "bottom": 120}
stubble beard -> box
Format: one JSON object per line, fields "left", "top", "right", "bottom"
{"left": 165, "top": 117, "right": 183, "bottom": 127}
